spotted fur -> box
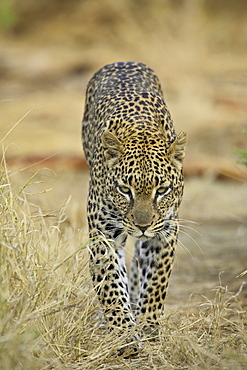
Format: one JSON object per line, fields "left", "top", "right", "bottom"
{"left": 82, "top": 62, "right": 187, "bottom": 333}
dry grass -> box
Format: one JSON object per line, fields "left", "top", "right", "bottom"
{"left": 0, "top": 157, "right": 246, "bottom": 370}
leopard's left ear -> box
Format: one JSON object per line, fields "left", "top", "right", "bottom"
{"left": 168, "top": 131, "right": 188, "bottom": 168}
{"left": 102, "top": 131, "right": 123, "bottom": 166}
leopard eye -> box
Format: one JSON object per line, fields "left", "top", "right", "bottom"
{"left": 117, "top": 184, "right": 131, "bottom": 195}
{"left": 156, "top": 186, "right": 171, "bottom": 196}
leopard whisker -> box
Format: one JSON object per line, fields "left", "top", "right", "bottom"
{"left": 179, "top": 224, "right": 202, "bottom": 238}
{"left": 159, "top": 229, "right": 174, "bottom": 246}
{"left": 101, "top": 207, "right": 121, "bottom": 219}
{"left": 178, "top": 229, "right": 203, "bottom": 255}
{"left": 176, "top": 218, "right": 200, "bottom": 225}
{"left": 165, "top": 221, "right": 202, "bottom": 254}
{"left": 164, "top": 219, "right": 202, "bottom": 239}
{"left": 103, "top": 216, "right": 125, "bottom": 228}
{"left": 169, "top": 218, "right": 200, "bottom": 227}
{"left": 161, "top": 229, "right": 195, "bottom": 261}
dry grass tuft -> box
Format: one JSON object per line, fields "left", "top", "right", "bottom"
{"left": 0, "top": 159, "right": 246, "bottom": 369}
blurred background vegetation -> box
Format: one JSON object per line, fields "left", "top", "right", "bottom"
{"left": 0, "top": 0, "right": 246, "bottom": 160}
{"left": 1, "top": 0, "right": 247, "bottom": 48}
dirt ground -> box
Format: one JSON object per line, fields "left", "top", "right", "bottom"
{"left": 0, "top": 0, "right": 247, "bottom": 308}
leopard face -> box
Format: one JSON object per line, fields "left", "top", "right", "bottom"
{"left": 103, "top": 128, "right": 187, "bottom": 240}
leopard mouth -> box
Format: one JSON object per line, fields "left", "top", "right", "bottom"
{"left": 123, "top": 222, "right": 156, "bottom": 240}
{"left": 131, "top": 229, "right": 155, "bottom": 240}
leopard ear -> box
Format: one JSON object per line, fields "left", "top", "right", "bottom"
{"left": 168, "top": 131, "right": 188, "bottom": 168}
{"left": 102, "top": 131, "right": 123, "bottom": 166}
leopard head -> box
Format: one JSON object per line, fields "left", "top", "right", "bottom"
{"left": 102, "top": 129, "right": 187, "bottom": 240}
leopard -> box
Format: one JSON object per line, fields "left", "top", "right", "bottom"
{"left": 82, "top": 61, "right": 187, "bottom": 340}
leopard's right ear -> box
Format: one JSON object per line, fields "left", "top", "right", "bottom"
{"left": 102, "top": 131, "right": 123, "bottom": 166}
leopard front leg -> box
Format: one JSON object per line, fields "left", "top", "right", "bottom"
{"left": 88, "top": 234, "right": 136, "bottom": 330}
{"left": 129, "top": 240, "right": 141, "bottom": 311}
{"left": 134, "top": 233, "right": 177, "bottom": 331}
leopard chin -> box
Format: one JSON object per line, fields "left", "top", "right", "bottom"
{"left": 131, "top": 230, "right": 155, "bottom": 240}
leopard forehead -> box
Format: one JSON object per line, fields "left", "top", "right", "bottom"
{"left": 115, "top": 139, "right": 178, "bottom": 192}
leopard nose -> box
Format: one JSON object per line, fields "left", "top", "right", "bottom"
{"left": 134, "top": 223, "right": 151, "bottom": 232}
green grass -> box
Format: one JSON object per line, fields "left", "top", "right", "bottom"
{"left": 235, "top": 131, "right": 247, "bottom": 167}
{"left": 0, "top": 0, "right": 18, "bottom": 31}
{"left": 0, "top": 159, "right": 246, "bottom": 369}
